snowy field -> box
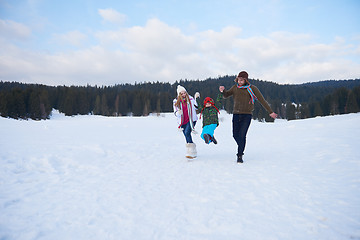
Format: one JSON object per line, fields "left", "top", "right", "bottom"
{"left": 1, "top": 110, "right": 359, "bottom": 240}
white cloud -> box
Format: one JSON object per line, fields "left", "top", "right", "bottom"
{"left": 263, "top": 59, "right": 360, "bottom": 83}
{"left": 53, "top": 31, "right": 88, "bottom": 46}
{"left": 0, "top": 19, "right": 31, "bottom": 40}
{"left": 98, "top": 8, "right": 126, "bottom": 25}
{"left": 0, "top": 18, "right": 359, "bottom": 86}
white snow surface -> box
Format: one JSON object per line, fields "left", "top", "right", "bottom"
{"left": 1, "top": 110, "right": 360, "bottom": 240}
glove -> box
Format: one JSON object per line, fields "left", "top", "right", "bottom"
{"left": 194, "top": 92, "right": 200, "bottom": 99}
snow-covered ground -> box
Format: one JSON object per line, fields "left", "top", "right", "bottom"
{"left": 1, "top": 110, "right": 359, "bottom": 240}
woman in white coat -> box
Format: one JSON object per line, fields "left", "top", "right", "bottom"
{"left": 173, "top": 85, "right": 198, "bottom": 159}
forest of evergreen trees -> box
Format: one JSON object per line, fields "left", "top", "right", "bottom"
{"left": 1, "top": 76, "right": 360, "bottom": 121}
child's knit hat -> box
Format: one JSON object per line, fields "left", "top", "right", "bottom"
{"left": 203, "top": 97, "right": 215, "bottom": 106}
{"left": 200, "top": 97, "right": 220, "bottom": 119}
{"left": 177, "top": 85, "right": 187, "bottom": 95}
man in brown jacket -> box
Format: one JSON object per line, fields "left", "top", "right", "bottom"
{"left": 219, "top": 71, "right": 277, "bottom": 163}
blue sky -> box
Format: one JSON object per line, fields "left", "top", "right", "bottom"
{"left": 1, "top": 0, "right": 359, "bottom": 86}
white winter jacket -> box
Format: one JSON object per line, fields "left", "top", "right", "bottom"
{"left": 173, "top": 95, "right": 198, "bottom": 128}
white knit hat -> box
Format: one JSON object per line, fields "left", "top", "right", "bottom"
{"left": 177, "top": 85, "right": 187, "bottom": 95}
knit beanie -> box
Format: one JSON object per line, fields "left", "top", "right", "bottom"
{"left": 238, "top": 71, "right": 248, "bottom": 79}
{"left": 177, "top": 85, "right": 187, "bottom": 95}
{"left": 200, "top": 97, "right": 220, "bottom": 118}
{"left": 203, "top": 97, "right": 215, "bottom": 106}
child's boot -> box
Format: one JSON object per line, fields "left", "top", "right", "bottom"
{"left": 211, "top": 135, "right": 217, "bottom": 144}
{"left": 203, "top": 134, "right": 211, "bottom": 144}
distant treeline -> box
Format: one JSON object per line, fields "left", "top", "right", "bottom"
{"left": 1, "top": 76, "right": 360, "bottom": 121}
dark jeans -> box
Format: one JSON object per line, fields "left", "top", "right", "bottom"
{"left": 182, "top": 121, "right": 196, "bottom": 143}
{"left": 232, "top": 114, "right": 252, "bottom": 156}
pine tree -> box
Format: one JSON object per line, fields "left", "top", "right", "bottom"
{"left": 160, "top": 92, "right": 172, "bottom": 112}
{"left": 132, "top": 93, "right": 143, "bottom": 116}
{"left": 77, "top": 88, "right": 90, "bottom": 115}
{"left": 299, "top": 103, "right": 310, "bottom": 119}
{"left": 313, "top": 102, "right": 323, "bottom": 117}
{"left": 346, "top": 90, "right": 359, "bottom": 113}
{"left": 8, "top": 89, "right": 27, "bottom": 119}
{"left": 335, "top": 87, "right": 349, "bottom": 114}
{"left": 224, "top": 98, "right": 233, "bottom": 114}
{"left": 28, "top": 89, "right": 41, "bottom": 119}
{"left": 0, "top": 92, "right": 8, "bottom": 117}
{"left": 101, "top": 94, "right": 109, "bottom": 116}
{"left": 353, "top": 86, "right": 360, "bottom": 108}
{"left": 321, "top": 95, "right": 333, "bottom": 116}
{"left": 143, "top": 98, "right": 150, "bottom": 116}
{"left": 93, "top": 95, "right": 101, "bottom": 115}
{"left": 114, "top": 94, "right": 120, "bottom": 116}
{"left": 156, "top": 94, "right": 161, "bottom": 114}
{"left": 62, "top": 88, "right": 76, "bottom": 116}
{"left": 286, "top": 102, "right": 296, "bottom": 120}
{"left": 118, "top": 92, "right": 128, "bottom": 116}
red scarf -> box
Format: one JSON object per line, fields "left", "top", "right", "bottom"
{"left": 181, "top": 100, "right": 189, "bottom": 125}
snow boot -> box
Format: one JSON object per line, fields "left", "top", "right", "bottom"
{"left": 211, "top": 136, "right": 217, "bottom": 144}
{"left": 237, "top": 154, "right": 243, "bottom": 164}
{"left": 203, "top": 134, "right": 211, "bottom": 144}
{"left": 186, "top": 143, "right": 197, "bottom": 159}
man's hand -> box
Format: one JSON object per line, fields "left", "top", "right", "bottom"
{"left": 269, "top": 112, "right": 278, "bottom": 119}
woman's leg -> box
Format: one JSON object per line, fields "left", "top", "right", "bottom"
{"left": 182, "top": 122, "right": 193, "bottom": 143}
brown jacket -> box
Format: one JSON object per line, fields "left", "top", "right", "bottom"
{"left": 222, "top": 85, "right": 273, "bottom": 114}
